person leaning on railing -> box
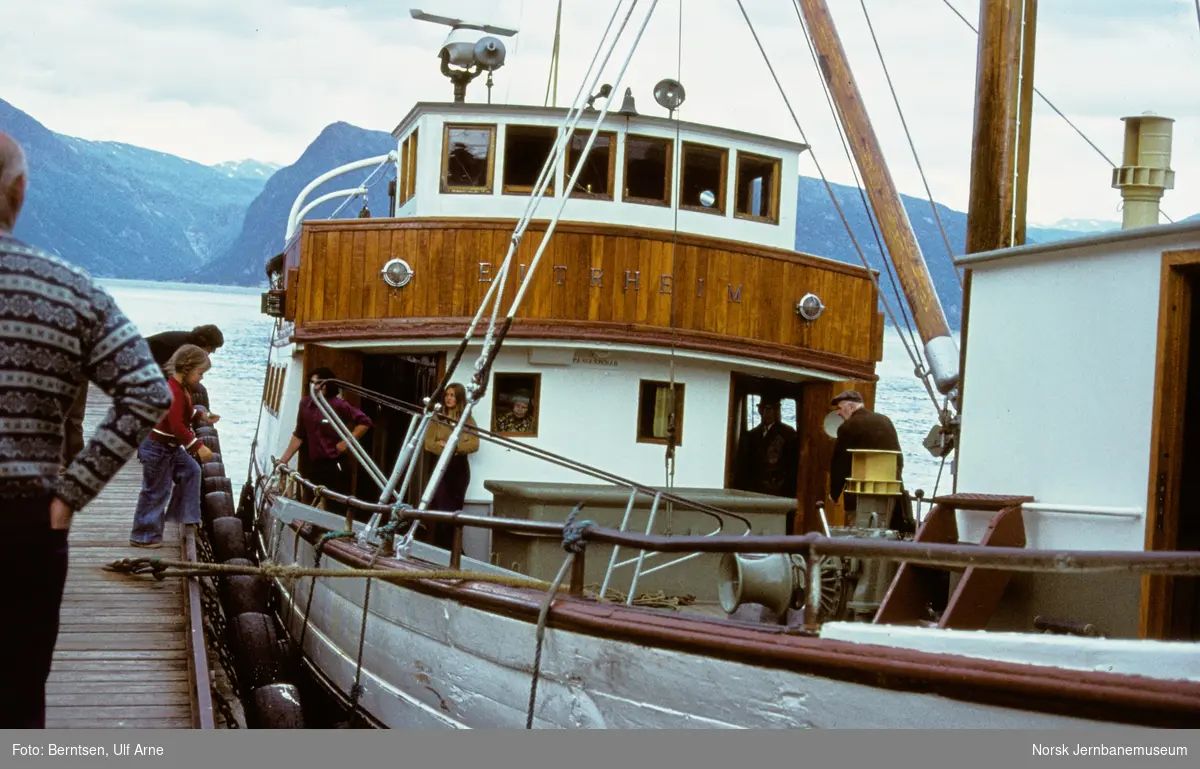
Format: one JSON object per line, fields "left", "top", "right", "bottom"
{"left": 0, "top": 130, "right": 173, "bottom": 728}
{"left": 128, "top": 344, "right": 218, "bottom": 548}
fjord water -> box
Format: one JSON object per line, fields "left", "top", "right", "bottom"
{"left": 101, "top": 279, "right": 957, "bottom": 509}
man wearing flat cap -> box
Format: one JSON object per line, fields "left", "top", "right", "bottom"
{"left": 734, "top": 393, "right": 799, "bottom": 500}
{"left": 829, "top": 389, "right": 914, "bottom": 533}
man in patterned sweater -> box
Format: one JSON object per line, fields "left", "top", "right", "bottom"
{"left": 0, "top": 131, "right": 173, "bottom": 728}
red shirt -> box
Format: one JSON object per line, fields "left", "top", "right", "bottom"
{"left": 150, "top": 377, "right": 201, "bottom": 454}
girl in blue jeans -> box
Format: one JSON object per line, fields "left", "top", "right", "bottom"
{"left": 129, "top": 344, "right": 218, "bottom": 547}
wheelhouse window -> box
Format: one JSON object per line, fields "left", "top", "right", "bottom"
{"left": 492, "top": 373, "right": 540, "bottom": 437}
{"left": 623, "top": 135, "right": 672, "bottom": 206}
{"left": 503, "top": 125, "right": 558, "bottom": 196}
{"left": 680, "top": 142, "right": 727, "bottom": 214}
{"left": 735, "top": 151, "right": 781, "bottom": 223}
{"left": 441, "top": 124, "right": 495, "bottom": 194}
{"left": 636, "top": 380, "right": 684, "bottom": 445}
{"left": 567, "top": 130, "right": 615, "bottom": 199}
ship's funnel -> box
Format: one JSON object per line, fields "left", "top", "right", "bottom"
{"left": 1112, "top": 113, "right": 1175, "bottom": 229}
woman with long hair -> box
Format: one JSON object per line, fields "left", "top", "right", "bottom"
{"left": 422, "top": 382, "right": 479, "bottom": 549}
{"left": 129, "top": 344, "right": 216, "bottom": 547}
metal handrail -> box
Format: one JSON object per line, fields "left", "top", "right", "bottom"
{"left": 270, "top": 463, "right": 1200, "bottom": 577}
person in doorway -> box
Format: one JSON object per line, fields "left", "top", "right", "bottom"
{"left": 278, "top": 367, "right": 373, "bottom": 520}
{"left": 828, "top": 389, "right": 915, "bottom": 534}
{"left": 735, "top": 393, "right": 800, "bottom": 499}
{"left": 423, "top": 382, "right": 480, "bottom": 549}
{"left": 0, "top": 130, "right": 173, "bottom": 728}
{"left": 129, "top": 345, "right": 216, "bottom": 547}
{"left": 495, "top": 390, "right": 535, "bottom": 433}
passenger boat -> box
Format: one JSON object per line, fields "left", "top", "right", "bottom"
{"left": 226, "top": 0, "right": 1200, "bottom": 728}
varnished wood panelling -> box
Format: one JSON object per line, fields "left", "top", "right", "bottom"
{"left": 291, "top": 219, "right": 881, "bottom": 369}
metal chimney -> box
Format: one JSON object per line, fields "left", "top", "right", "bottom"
{"left": 1111, "top": 113, "right": 1175, "bottom": 229}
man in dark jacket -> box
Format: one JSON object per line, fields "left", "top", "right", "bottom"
{"left": 735, "top": 393, "right": 799, "bottom": 499}
{"left": 62, "top": 324, "right": 223, "bottom": 468}
{"left": 828, "top": 389, "right": 914, "bottom": 533}
{"left": 144, "top": 325, "right": 224, "bottom": 409}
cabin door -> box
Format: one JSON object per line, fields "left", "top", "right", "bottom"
{"left": 360, "top": 352, "right": 443, "bottom": 509}
{"left": 724, "top": 373, "right": 803, "bottom": 526}
{"left": 1144, "top": 249, "right": 1200, "bottom": 641}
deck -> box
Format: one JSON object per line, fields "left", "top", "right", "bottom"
{"left": 45, "top": 386, "right": 215, "bottom": 728}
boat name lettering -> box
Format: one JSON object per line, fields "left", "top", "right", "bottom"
{"left": 572, "top": 355, "right": 619, "bottom": 367}
{"left": 476, "top": 263, "right": 742, "bottom": 302}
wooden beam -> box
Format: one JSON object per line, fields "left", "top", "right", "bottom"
{"left": 794, "top": 0, "right": 955, "bottom": 379}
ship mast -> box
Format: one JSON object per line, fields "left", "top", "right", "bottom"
{"left": 794, "top": 0, "right": 959, "bottom": 398}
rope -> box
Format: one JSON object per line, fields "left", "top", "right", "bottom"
{"left": 936, "top": 0, "right": 1176, "bottom": 225}
{"left": 525, "top": 503, "right": 592, "bottom": 729}
{"left": 102, "top": 555, "right": 564, "bottom": 591}
{"left": 858, "top": 0, "right": 961, "bottom": 289}
{"left": 735, "top": 0, "right": 944, "bottom": 418}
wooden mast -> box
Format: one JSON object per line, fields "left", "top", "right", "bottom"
{"left": 794, "top": 0, "right": 959, "bottom": 397}
{"left": 964, "top": 0, "right": 1037, "bottom": 255}
{"left": 954, "top": 0, "right": 1037, "bottom": 489}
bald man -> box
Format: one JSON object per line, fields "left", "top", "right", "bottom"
{"left": 0, "top": 131, "right": 172, "bottom": 728}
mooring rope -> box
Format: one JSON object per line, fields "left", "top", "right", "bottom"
{"left": 102, "top": 555, "right": 563, "bottom": 591}
{"left": 525, "top": 504, "right": 594, "bottom": 729}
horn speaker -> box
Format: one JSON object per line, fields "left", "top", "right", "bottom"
{"left": 717, "top": 552, "right": 805, "bottom": 616}
{"left": 473, "top": 36, "right": 506, "bottom": 70}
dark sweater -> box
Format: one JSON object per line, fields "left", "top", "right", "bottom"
{"left": 0, "top": 233, "right": 172, "bottom": 512}
{"left": 830, "top": 407, "right": 904, "bottom": 503}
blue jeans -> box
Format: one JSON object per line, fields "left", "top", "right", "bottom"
{"left": 130, "top": 437, "right": 201, "bottom": 544}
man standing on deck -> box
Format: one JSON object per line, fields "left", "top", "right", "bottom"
{"left": 278, "top": 367, "right": 373, "bottom": 520}
{"left": 0, "top": 131, "right": 172, "bottom": 728}
{"left": 828, "top": 389, "right": 915, "bottom": 534}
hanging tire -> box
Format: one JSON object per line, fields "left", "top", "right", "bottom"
{"left": 236, "top": 480, "right": 257, "bottom": 530}
{"left": 230, "top": 612, "right": 284, "bottom": 689}
{"left": 212, "top": 516, "right": 247, "bottom": 562}
{"left": 202, "top": 490, "right": 236, "bottom": 528}
{"left": 195, "top": 425, "right": 218, "bottom": 438}
{"left": 218, "top": 557, "right": 269, "bottom": 616}
{"left": 203, "top": 475, "right": 233, "bottom": 497}
{"left": 198, "top": 434, "right": 220, "bottom": 453}
{"left": 202, "top": 459, "right": 225, "bottom": 479}
{"left": 246, "top": 684, "right": 306, "bottom": 729}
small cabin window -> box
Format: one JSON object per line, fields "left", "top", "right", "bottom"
{"left": 680, "top": 142, "right": 727, "bottom": 214}
{"left": 503, "top": 125, "right": 558, "bottom": 196}
{"left": 399, "top": 129, "right": 419, "bottom": 205}
{"left": 624, "top": 135, "right": 672, "bottom": 206}
{"left": 567, "top": 130, "right": 615, "bottom": 199}
{"left": 734, "top": 151, "right": 781, "bottom": 223}
{"left": 636, "top": 380, "right": 684, "bottom": 445}
{"left": 492, "top": 373, "right": 540, "bottom": 437}
{"left": 441, "top": 124, "right": 495, "bottom": 194}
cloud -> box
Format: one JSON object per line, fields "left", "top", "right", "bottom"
{"left": 2, "top": 0, "right": 1197, "bottom": 223}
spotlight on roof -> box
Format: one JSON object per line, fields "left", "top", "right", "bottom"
{"left": 411, "top": 8, "right": 518, "bottom": 104}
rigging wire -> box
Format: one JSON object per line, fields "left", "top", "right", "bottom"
{"left": 663, "top": 0, "right": 684, "bottom": 532}
{"left": 544, "top": 0, "right": 564, "bottom": 106}
{"left": 732, "top": 0, "right": 943, "bottom": 416}
{"left": 937, "top": 0, "right": 1177, "bottom": 225}
{"left": 788, "top": 0, "right": 929, "bottom": 381}
{"left": 857, "top": 0, "right": 962, "bottom": 289}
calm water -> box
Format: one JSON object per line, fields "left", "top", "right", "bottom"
{"left": 98, "top": 279, "right": 957, "bottom": 506}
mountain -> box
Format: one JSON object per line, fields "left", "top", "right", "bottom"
{"left": 188, "top": 122, "right": 396, "bottom": 285}
{"left": 212, "top": 159, "right": 282, "bottom": 181}
{"left": 0, "top": 98, "right": 271, "bottom": 278}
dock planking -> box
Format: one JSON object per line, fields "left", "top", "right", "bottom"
{"left": 45, "top": 386, "right": 209, "bottom": 729}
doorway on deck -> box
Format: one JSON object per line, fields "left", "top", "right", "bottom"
{"left": 360, "top": 352, "right": 443, "bottom": 514}
{"left": 725, "top": 374, "right": 802, "bottom": 526}
{"left": 1144, "top": 250, "right": 1200, "bottom": 641}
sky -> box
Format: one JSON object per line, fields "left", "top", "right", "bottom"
{"left": 3, "top": 0, "right": 1199, "bottom": 226}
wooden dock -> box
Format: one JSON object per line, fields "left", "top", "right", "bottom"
{"left": 45, "top": 387, "right": 215, "bottom": 728}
